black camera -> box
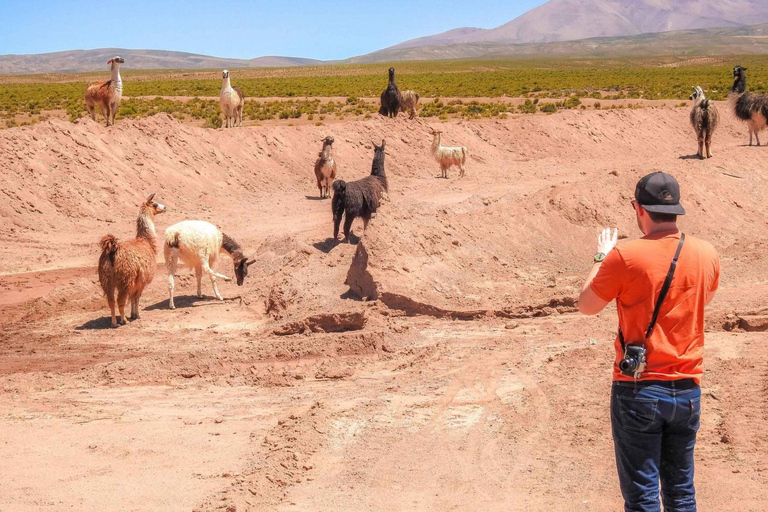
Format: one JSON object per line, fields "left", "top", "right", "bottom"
{"left": 619, "top": 344, "right": 647, "bottom": 378}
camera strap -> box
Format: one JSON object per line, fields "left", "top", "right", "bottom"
{"left": 619, "top": 233, "right": 686, "bottom": 351}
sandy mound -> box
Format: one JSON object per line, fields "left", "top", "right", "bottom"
{"left": 1, "top": 105, "right": 768, "bottom": 511}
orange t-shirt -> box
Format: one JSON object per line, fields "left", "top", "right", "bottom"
{"left": 590, "top": 231, "right": 720, "bottom": 384}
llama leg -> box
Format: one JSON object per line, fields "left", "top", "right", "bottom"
{"left": 134, "top": 292, "right": 143, "bottom": 319}
{"left": 334, "top": 214, "right": 343, "bottom": 240}
{"left": 87, "top": 104, "right": 96, "bottom": 121}
{"left": 195, "top": 265, "right": 203, "bottom": 298}
{"left": 117, "top": 288, "right": 129, "bottom": 325}
{"left": 106, "top": 287, "right": 117, "bottom": 328}
{"left": 343, "top": 215, "right": 354, "bottom": 242}
{"left": 698, "top": 139, "right": 704, "bottom": 159}
{"left": 130, "top": 295, "right": 137, "bottom": 320}
{"left": 756, "top": 131, "right": 761, "bottom": 146}
{"left": 167, "top": 250, "right": 178, "bottom": 309}
{"left": 201, "top": 261, "right": 224, "bottom": 301}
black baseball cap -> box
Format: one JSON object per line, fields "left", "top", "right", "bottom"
{"left": 634, "top": 172, "right": 686, "bottom": 215}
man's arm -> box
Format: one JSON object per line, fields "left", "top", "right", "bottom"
{"left": 579, "top": 262, "right": 611, "bottom": 315}
{"left": 705, "top": 256, "right": 720, "bottom": 306}
{"left": 578, "top": 227, "right": 618, "bottom": 316}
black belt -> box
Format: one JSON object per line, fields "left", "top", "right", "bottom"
{"left": 614, "top": 379, "right": 698, "bottom": 390}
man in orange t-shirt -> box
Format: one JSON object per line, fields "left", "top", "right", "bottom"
{"left": 579, "top": 172, "right": 719, "bottom": 512}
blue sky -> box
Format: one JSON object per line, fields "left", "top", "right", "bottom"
{"left": 0, "top": 0, "right": 546, "bottom": 60}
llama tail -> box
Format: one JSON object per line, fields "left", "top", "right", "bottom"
{"left": 100, "top": 235, "right": 119, "bottom": 260}
{"left": 461, "top": 146, "right": 468, "bottom": 163}
{"left": 165, "top": 230, "right": 181, "bottom": 249}
{"left": 98, "top": 235, "right": 118, "bottom": 296}
{"left": 332, "top": 180, "right": 347, "bottom": 196}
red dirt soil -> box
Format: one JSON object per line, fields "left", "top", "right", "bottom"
{"left": 0, "top": 105, "right": 767, "bottom": 511}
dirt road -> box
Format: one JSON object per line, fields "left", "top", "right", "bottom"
{"left": 1, "top": 105, "right": 766, "bottom": 511}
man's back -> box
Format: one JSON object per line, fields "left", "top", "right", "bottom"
{"left": 591, "top": 231, "right": 720, "bottom": 383}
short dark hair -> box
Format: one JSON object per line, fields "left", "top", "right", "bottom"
{"left": 647, "top": 210, "right": 678, "bottom": 223}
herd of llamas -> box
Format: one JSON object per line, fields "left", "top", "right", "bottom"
{"left": 87, "top": 57, "right": 766, "bottom": 326}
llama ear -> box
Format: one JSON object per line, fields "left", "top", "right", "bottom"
{"left": 381, "top": 139, "right": 386, "bottom": 148}
{"left": 245, "top": 257, "right": 257, "bottom": 266}
{"left": 146, "top": 193, "right": 156, "bottom": 203}
{"left": 107, "top": 59, "right": 113, "bottom": 65}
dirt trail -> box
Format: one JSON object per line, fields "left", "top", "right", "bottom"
{"left": 1, "top": 106, "right": 767, "bottom": 511}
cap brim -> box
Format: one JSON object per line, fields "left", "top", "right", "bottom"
{"left": 641, "top": 203, "right": 686, "bottom": 215}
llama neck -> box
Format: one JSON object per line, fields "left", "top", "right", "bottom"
{"left": 111, "top": 64, "right": 122, "bottom": 94}
{"left": 732, "top": 77, "right": 746, "bottom": 94}
{"left": 321, "top": 144, "right": 333, "bottom": 162}
{"left": 371, "top": 154, "right": 386, "bottom": 178}
{"left": 431, "top": 133, "right": 441, "bottom": 153}
{"left": 221, "top": 232, "right": 245, "bottom": 263}
{"left": 136, "top": 210, "right": 157, "bottom": 251}
{"left": 222, "top": 77, "right": 232, "bottom": 93}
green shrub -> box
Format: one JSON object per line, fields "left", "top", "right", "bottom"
{"left": 518, "top": 100, "right": 537, "bottom": 114}
{"left": 204, "top": 112, "right": 222, "bottom": 128}
{"left": 540, "top": 103, "right": 558, "bottom": 113}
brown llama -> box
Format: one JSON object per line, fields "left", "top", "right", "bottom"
{"left": 314, "top": 136, "right": 337, "bottom": 198}
{"left": 98, "top": 193, "right": 166, "bottom": 327}
{"left": 85, "top": 56, "right": 125, "bottom": 127}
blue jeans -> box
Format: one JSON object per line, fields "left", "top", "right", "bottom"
{"left": 611, "top": 380, "right": 701, "bottom": 512}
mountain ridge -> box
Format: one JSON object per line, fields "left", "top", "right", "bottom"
{"left": 347, "top": 22, "right": 768, "bottom": 63}
{"left": 389, "top": 0, "right": 768, "bottom": 49}
{"left": 0, "top": 48, "right": 321, "bottom": 75}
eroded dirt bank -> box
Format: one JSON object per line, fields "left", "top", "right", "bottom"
{"left": 1, "top": 108, "right": 766, "bottom": 511}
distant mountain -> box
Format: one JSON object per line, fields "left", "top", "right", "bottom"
{"left": 0, "top": 48, "right": 321, "bottom": 75}
{"left": 388, "top": 0, "right": 768, "bottom": 50}
{"left": 4, "top": 0, "right": 768, "bottom": 75}
{"left": 348, "top": 22, "right": 768, "bottom": 63}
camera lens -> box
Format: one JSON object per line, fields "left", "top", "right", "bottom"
{"left": 619, "top": 358, "right": 636, "bottom": 373}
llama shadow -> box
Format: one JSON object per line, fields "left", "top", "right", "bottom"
{"left": 305, "top": 196, "right": 327, "bottom": 201}
{"left": 145, "top": 295, "right": 233, "bottom": 310}
{"left": 313, "top": 238, "right": 341, "bottom": 253}
{"left": 76, "top": 317, "right": 118, "bottom": 330}
{"left": 340, "top": 289, "right": 363, "bottom": 301}
{"left": 679, "top": 154, "right": 704, "bottom": 160}
{"left": 338, "top": 233, "right": 361, "bottom": 245}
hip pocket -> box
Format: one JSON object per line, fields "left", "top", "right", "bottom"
{"left": 618, "top": 395, "right": 659, "bottom": 433}
{"left": 688, "top": 396, "right": 701, "bottom": 431}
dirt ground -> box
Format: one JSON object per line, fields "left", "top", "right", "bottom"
{"left": 1, "top": 103, "right": 766, "bottom": 512}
